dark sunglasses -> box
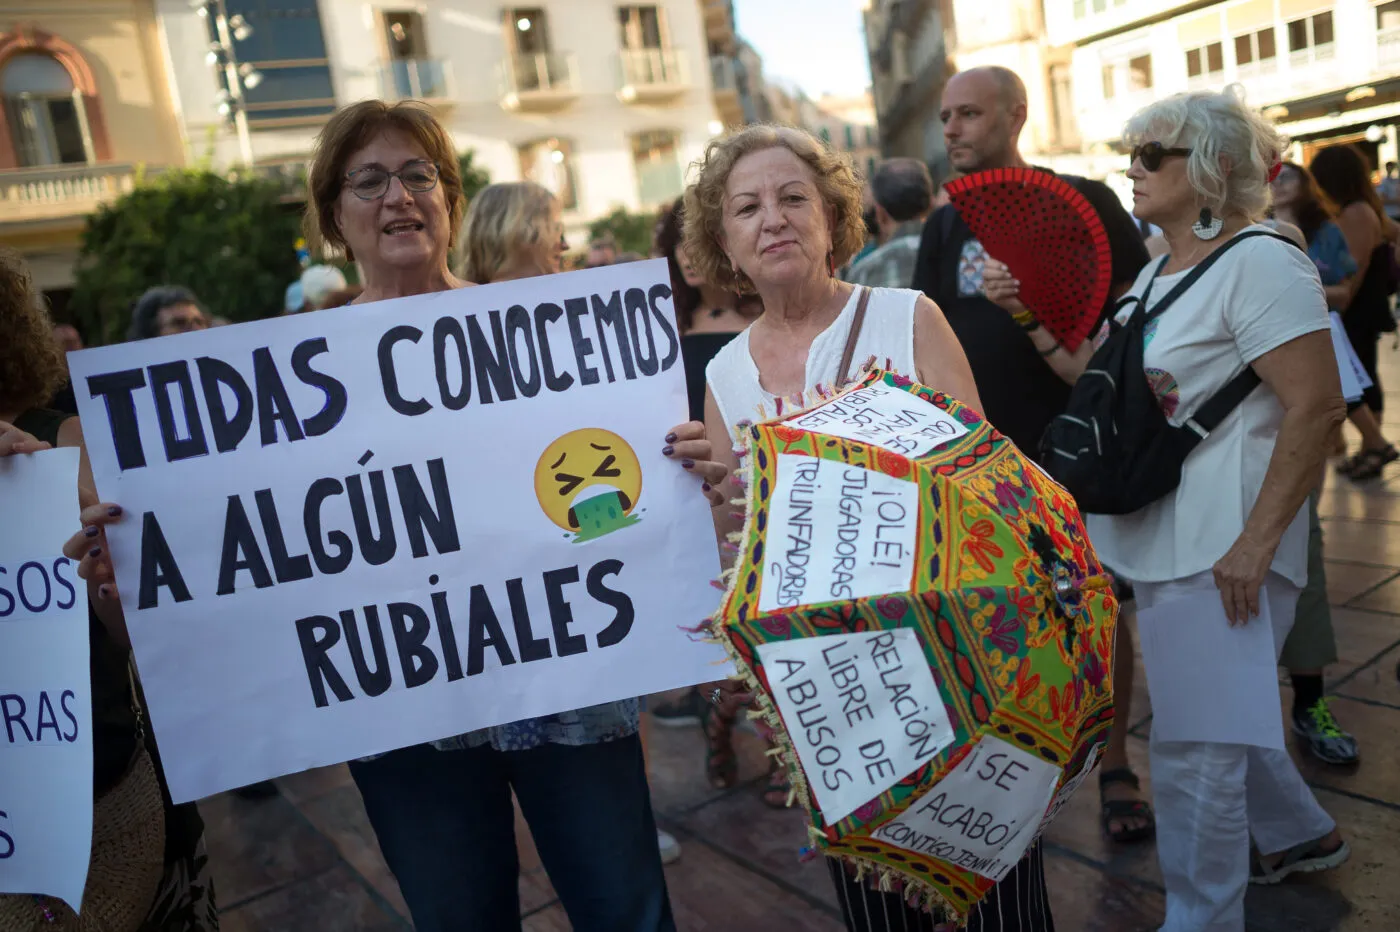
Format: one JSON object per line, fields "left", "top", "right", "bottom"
{"left": 344, "top": 159, "right": 440, "bottom": 200}
{"left": 1131, "top": 142, "right": 1192, "bottom": 172}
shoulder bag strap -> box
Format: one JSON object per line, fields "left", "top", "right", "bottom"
{"left": 837, "top": 286, "right": 873, "bottom": 386}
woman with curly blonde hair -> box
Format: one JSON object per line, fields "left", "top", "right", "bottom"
{"left": 688, "top": 126, "right": 1010, "bottom": 931}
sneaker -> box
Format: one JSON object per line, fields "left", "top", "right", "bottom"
{"left": 649, "top": 689, "right": 705, "bottom": 728}
{"left": 1250, "top": 837, "right": 1350, "bottom": 885}
{"left": 1291, "top": 698, "right": 1360, "bottom": 766}
{"left": 658, "top": 830, "right": 682, "bottom": 865}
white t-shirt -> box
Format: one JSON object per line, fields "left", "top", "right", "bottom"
{"left": 1086, "top": 226, "right": 1329, "bottom": 588}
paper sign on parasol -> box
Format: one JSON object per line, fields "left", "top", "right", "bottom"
{"left": 712, "top": 371, "right": 1117, "bottom": 924}
{"left": 946, "top": 168, "right": 1112, "bottom": 352}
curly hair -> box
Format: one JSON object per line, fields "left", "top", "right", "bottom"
{"left": 681, "top": 124, "right": 866, "bottom": 295}
{"left": 305, "top": 99, "right": 464, "bottom": 258}
{"left": 1124, "top": 85, "right": 1285, "bottom": 219}
{"left": 0, "top": 249, "right": 67, "bottom": 415}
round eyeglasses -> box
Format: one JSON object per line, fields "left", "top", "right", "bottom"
{"left": 344, "top": 160, "right": 440, "bottom": 200}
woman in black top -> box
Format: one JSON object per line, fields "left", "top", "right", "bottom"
{"left": 1311, "top": 144, "right": 1400, "bottom": 480}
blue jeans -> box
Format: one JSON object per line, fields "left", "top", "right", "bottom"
{"left": 348, "top": 735, "right": 675, "bottom": 932}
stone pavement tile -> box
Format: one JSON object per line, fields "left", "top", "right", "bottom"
{"left": 1316, "top": 518, "right": 1400, "bottom": 567}
{"left": 1322, "top": 562, "right": 1398, "bottom": 606}
{"left": 1345, "top": 574, "right": 1400, "bottom": 613}
{"left": 1288, "top": 695, "right": 1400, "bottom": 808}
{"left": 200, "top": 790, "right": 341, "bottom": 908}
{"left": 1043, "top": 847, "right": 1165, "bottom": 932}
{"left": 1042, "top": 739, "right": 1161, "bottom": 888}
{"left": 644, "top": 714, "right": 778, "bottom": 816}
{"left": 1317, "top": 484, "right": 1400, "bottom": 524}
{"left": 216, "top": 863, "right": 408, "bottom": 932}
{"left": 670, "top": 779, "right": 840, "bottom": 910}
{"left": 293, "top": 783, "right": 411, "bottom": 919}
{"left": 275, "top": 762, "right": 353, "bottom": 806}
{"left": 1324, "top": 608, "right": 1400, "bottom": 683}
{"left": 1245, "top": 786, "right": 1400, "bottom": 931}
{"left": 1333, "top": 645, "right": 1400, "bottom": 710}
{"left": 661, "top": 838, "right": 846, "bottom": 931}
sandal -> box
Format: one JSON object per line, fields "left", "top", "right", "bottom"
{"left": 1250, "top": 837, "right": 1350, "bottom": 885}
{"left": 701, "top": 701, "right": 738, "bottom": 789}
{"left": 762, "top": 749, "right": 791, "bottom": 809}
{"left": 1099, "top": 767, "right": 1155, "bottom": 844}
{"left": 1340, "top": 444, "right": 1398, "bottom": 481}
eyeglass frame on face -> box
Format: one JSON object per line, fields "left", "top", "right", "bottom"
{"left": 343, "top": 159, "right": 441, "bottom": 201}
{"left": 1130, "top": 142, "right": 1193, "bottom": 172}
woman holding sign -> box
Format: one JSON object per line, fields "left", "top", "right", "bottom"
{"left": 67, "top": 101, "right": 728, "bottom": 932}
{"left": 685, "top": 126, "right": 1053, "bottom": 930}
{"left": 1, "top": 252, "right": 217, "bottom": 930}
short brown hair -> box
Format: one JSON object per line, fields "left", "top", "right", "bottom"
{"left": 460, "top": 182, "right": 555, "bottom": 283}
{"left": 305, "top": 100, "right": 464, "bottom": 256}
{"left": 0, "top": 249, "right": 66, "bottom": 415}
{"left": 682, "top": 125, "right": 866, "bottom": 294}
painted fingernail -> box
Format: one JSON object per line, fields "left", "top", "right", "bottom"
{"left": 85, "top": 526, "right": 99, "bottom": 538}
{"left": 98, "top": 584, "right": 112, "bottom": 600}
{"left": 665, "top": 432, "right": 678, "bottom": 444}
{"left": 662, "top": 445, "right": 675, "bottom": 456}
{"left": 89, "top": 547, "right": 102, "bottom": 558}
{"left": 702, "top": 482, "right": 712, "bottom": 492}
{"left": 681, "top": 458, "right": 695, "bottom": 469}
{"left": 107, "top": 505, "right": 122, "bottom": 517}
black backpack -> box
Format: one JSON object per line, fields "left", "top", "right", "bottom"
{"left": 1040, "top": 230, "right": 1293, "bottom": 516}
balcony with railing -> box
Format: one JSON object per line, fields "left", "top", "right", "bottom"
{"left": 710, "top": 55, "right": 744, "bottom": 127}
{"left": 378, "top": 59, "right": 454, "bottom": 102}
{"left": 0, "top": 162, "right": 147, "bottom": 225}
{"left": 498, "top": 52, "right": 580, "bottom": 113}
{"left": 1380, "top": 27, "right": 1400, "bottom": 72}
{"left": 616, "top": 48, "right": 689, "bottom": 103}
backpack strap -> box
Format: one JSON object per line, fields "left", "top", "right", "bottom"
{"left": 1138, "top": 230, "right": 1296, "bottom": 325}
{"left": 1181, "top": 367, "right": 1261, "bottom": 439}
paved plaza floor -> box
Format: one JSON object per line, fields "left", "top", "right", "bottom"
{"left": 209, "top": 348, "right": 1400, "bottom": 932}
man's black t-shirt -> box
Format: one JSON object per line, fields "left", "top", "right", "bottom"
{"left": 911, "top": 170, "right": 1149, "bottom": 460}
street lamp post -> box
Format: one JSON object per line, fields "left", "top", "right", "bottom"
{"left": 193, "top": 0, "right": 262, "bottom": 167}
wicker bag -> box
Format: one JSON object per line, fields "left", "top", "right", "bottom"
{"left": 0, "top": 662, "right": 166, "bottom": 931}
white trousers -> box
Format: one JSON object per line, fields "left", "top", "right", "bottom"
{"left": 1134, "top": 571, "right": 1336, "bottom": 932}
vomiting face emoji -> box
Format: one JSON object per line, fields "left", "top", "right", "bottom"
{"left": 534, "top": 428, "right": 643, "bottom": 542}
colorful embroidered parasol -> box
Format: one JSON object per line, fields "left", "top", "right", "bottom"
{"left": 946, "top": 168, "right": 1113, "bottom": 352}
{"left": 712, "top": 370, "right": 1117, "bottom": 924}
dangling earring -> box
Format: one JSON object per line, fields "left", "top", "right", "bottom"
{"left": 1192, "top": 206, "right": 1223, "bottom": 241}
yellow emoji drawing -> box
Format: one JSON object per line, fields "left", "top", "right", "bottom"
{"left": 534, "top": 428, "right": 643, "bottom": 542}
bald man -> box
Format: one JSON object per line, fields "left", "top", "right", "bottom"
{"left": 912, "top": 66, "right": 1156, "bottom": 855}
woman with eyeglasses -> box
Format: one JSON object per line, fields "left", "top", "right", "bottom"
{"left": 64, "top": 100, "right": 728, "bottom": 932}
{"left": 984, "top": 87, "right": 1348, "bottom": 931}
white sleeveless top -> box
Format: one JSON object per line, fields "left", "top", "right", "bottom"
{"left": 706, "top": 285, "right": 921, "bottom": 432}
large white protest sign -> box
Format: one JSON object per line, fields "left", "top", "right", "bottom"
{"left": 873, "top": 736, "right": 1060, "bottom": 881}
{"left": 784, "top": 383, "right": 968, "bottom": 458}
{"left": 757, "top": 629, "right": 954, "bottom": 823}
{"left": 68, "top": 260, "right": 725, "bottom": 803}
{"left": 0, "top": 448, "right": 93, "bottom": 910}
{"left": 760, "top": 456, "right": 918, "bottom": 613}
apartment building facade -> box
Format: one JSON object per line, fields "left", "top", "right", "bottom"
{"left": 154, "top": 0, "right": 723, "bottom": 239}
{"left": 864, "top": 0, "right": 952, "bottom": 177}
{"left": 1047, "top": 0, "right": 1400, "bottom": 171}
{"left": 0, "top": 0, "right": 186, "bottom": 300}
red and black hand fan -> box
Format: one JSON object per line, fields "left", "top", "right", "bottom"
{"left": 945, "top": 168, "right": 1113, "bottom": 352}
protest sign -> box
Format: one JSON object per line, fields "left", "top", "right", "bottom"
{"left": 785, "top": 382, "right": 969, "bottom": 458}
{"left": 757, "top": 629, "right": 954, "bottom": 823}
{"left": 759, "top": 455, "right": 919, "bottom": 613}
{"left": 873, "top": 736, "right": 1060, "bottom": 882}
{"left": 0, "top": 447, "right": 93, "bottom": 910}
{"left": 67, "top": 260, "right": 726, "bottom": 803}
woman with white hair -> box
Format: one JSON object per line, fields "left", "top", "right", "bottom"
{"left": 983, "top": 87, "right": 1348, "bottom": 931}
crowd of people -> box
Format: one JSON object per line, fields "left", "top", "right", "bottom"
{"left": 2, "top": 59, "right": 1396, "bottom": 932}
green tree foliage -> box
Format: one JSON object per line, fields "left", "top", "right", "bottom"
{"left": 587, "top": 206, "right": 657, "bottom": 258}
{"left": 70, "top": 169, "right": 302, "bottom": 344}
{"left": 458, "top": 150, "right": 491, "bottom": 206}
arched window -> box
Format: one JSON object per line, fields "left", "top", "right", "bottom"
{"left": 2, "top": 52, "right": 91, "bottom": 166}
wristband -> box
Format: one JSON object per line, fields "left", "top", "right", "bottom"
{"left": 1039, "top": 342, "right": 1062, "bottom": 358}
{"left": 1012, "top": 308, "right": 1037, "bottom": 329}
